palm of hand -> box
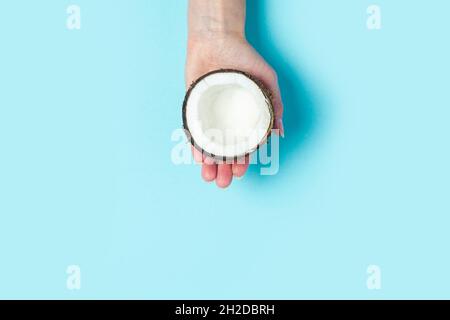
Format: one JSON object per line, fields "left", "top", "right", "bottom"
{"left": 186, "top": 37, "right": 283, "bottom": 188}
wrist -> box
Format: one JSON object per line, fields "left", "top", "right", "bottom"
{"left": 188, "top": 0, "right": 246, "bottom": 43}
{"left": 187, "top": 32, "right": 245, "bottom": 53}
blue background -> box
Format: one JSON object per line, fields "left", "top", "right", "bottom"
{"left": 1, "top": 0, "right": 449, "bottom": 299}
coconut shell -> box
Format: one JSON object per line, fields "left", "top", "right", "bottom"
{"left": 182, "top": 69, "right": 275, "bottom": 163}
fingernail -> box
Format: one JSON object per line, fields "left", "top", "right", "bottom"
{"left": 232, "top": 167, "right": 241, "bottom": 179}
{"left": 277, "top": 119, "right": 285, "bottom": 138}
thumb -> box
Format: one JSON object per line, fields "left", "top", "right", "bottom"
{"left": 254, "top": 68, "right": 284, "bottom": 138}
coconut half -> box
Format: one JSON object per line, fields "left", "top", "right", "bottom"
{"left": 183, "top": 69, "right": 274, "bottom": 161}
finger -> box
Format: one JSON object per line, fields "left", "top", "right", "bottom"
{"left": 255, "top": 68, "right": 284, "bottom": 137}
{"left": 275, "top": 117, "right": 285, "bottom": 138}
{"left": 273, "top": 97, "right": 285, "bottom": 138}
{"left": 232, "top": 156, "right": 249, "bottom": 178}
{"left": 203, "top": 155, "right": 215, "bottom": 165}
{"left": 192, "top": 146, "right": 203, "bottom": 164}
{"left": 269, "top": 78, "right": 284, "bottom": 138}
{"left": 216, "top": 164, "right": 233, "bottom": 188}
{"left": 202, "top": 163, "right": 217, "bottom": 182}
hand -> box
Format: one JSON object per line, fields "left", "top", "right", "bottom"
{"left": 186, "top": 35, "right": 284, "bottom": 188}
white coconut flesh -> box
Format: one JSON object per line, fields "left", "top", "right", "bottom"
{"left": 185, "top": 71, "right": 273, "bottom": 159}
